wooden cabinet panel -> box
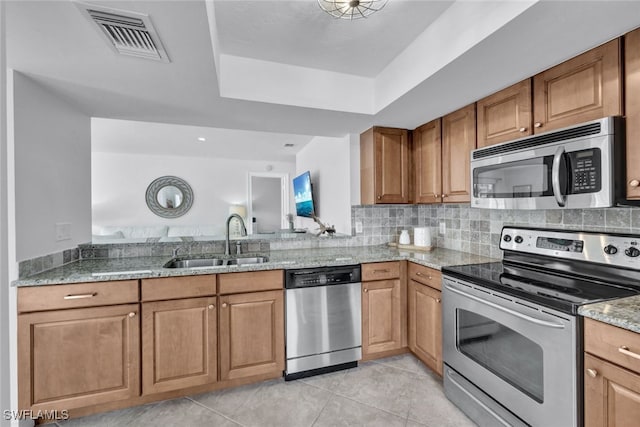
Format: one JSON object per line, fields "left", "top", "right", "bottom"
{"left": 18, "top": 280, "right": 138, "bottom": 312}
{"left": 408, "top": 262, "right": 442, "bottom": 291}
{"left": 219, "top": 290, "right": 284, "bottom": 380}
{"left": 360, "top": 127, "right": 410, "bottom": 204}
{"left": 218, "top": 269, "right": 283, "bottom": 294}
{"left": 18, "top": 304, "right": 140, "bottom": 411}
{"left": 362, "top": 279, "right": 403, "bottom": 355}
{"left": 533, "top": 39, "right": 622, "bottom": 133}
{"left": 585, "top": 354, "right": 640, "bottom": 427}
{"left": 442, "top": 104, "right": 476, "bottom": 203}
{"left": 585, "top": 318, "right": 640, "bottom": 375}
{"left": 413, "top": 119, "right": 442, "bottom": 203}
{"left": 625, "top": 28, "right": 640, "bottom": 200}
{"left": 142, "top": 297, "right": 217, "bottom": 395}
{"left": 477, "top": 79, "right": 532, "bottom": 148}
{"left": 141, "top": 275, "right": 215, "bottom": 301}
{"left": 361, "top": 261, "right": 400, "bottom": 281}
{"left": 408, "top": 280, "right": 442, "bottom": 375}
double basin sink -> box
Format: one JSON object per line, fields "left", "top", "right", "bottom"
{"left": 164, "top": 256, "right": 269, "bottom": 269}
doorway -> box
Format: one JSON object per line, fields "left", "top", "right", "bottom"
{"left": 248, "top": 173, "right": 290, "bottom": 234}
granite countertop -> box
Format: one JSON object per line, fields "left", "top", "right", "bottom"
{"left": 13, "top": 245, "right": 495, "bottom": 287}
{"left": 579, "top": 295, "right": 640, "bottom": 334}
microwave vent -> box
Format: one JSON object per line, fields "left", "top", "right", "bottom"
{"left": 76, "top": 2, "right": 170, "bottom": 63}
{"left": 473, "top": 122, "right": 602, "bottom": 159}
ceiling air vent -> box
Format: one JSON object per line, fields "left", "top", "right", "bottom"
{"left": 76, "top": 2, "right": 170, "bottom": 63}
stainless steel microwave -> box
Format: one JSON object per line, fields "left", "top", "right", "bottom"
{"left": 470, "top": 116, "right": 625, "bottom": 209}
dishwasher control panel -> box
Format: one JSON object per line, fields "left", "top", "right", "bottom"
{"left": 285, "top": 265, "right": 361, "bottom": 289}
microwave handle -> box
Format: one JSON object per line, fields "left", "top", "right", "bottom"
{"left": 552, "top": 146, "right": 566, "bottom": 207}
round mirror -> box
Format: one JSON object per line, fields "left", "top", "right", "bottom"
{"left": 146, "top": 176, "right": 193, "bottom": 218}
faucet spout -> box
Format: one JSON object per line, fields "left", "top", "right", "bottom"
{"left": 225, "top": 214, "right": 247, "bottom": 256}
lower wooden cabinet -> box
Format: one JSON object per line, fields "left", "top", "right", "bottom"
{"left": 18, "top": 304, "right": 140, "bottom": 412}
{"left": 408, "top": 279, "right": 442, "bottom": 375}
{"left": 219, "top": 290, "right": 284, "bottom": 380}
{"left": 584, "top": 354, "right": 640, "bottom": 427}
{"left": 142, "top": 297, "right": 217, "bottom": 395}
{"left": 362, "top": 278, "right": 404, "bottom": 356}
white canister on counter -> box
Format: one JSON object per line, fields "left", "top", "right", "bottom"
{"left": 399, "top": 230, "right": 411, "bottom": 245}
{"left": 414, "top": 227, "right": 432, "bottom": 247}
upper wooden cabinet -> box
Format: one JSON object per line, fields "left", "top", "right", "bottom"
{"left": 361, "top": 127, "right": 410, "bottom": 204}
{"left": 442, "top": 104, "right": 476, "bottom": 203}
{"left": 477, "top": 79, "right": 532, "bottom": 148}
{"left": 625, "top": 28, "right": 640, "bottom": 200}
{"left": 413, "top": 119, "right": 442, "bottom": 203}
{"left": 533, "top": 39, "right": 622, "bottom": 133}
{"left": 18, "top": 304, "right": 140, "bottom": 412}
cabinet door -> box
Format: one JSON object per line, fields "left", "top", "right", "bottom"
{"left": 584, "top": 354, "right": 640, "bottom": 427}
{"left": 375, "top": 127, "right": 410, "bottom": 204}
{"left": 533, "top": 39, "right": 622, "bottom": 133}
{"left": 408, "top": 280, "right": 442, "bottom": 375}
{"left": 442, "top": 104, "right": 476, "bottom": 203}
{"left": 18, "top": 304, "right": 140, "bottom": 412}
{"left": 477, "top": 79, "right": 532, "bottom": 148}
{"left": 625, "top": 29, "right": 640, "bottom": 200}
{"left": 362, "top": 279, "right": 403, "bottom": 356}
{"left": 142, "top": 297, "right": 217, "bottom": 395}
{"left": 219, "top": 290, "right": 284, "bottom": 380}
{"left": 414, "top": 119, "right": 442, "bottom": 204}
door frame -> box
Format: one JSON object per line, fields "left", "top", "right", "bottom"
{"left": 247, "top": 172, "right": 290, "bottom": 234}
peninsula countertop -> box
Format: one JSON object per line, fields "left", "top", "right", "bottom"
{"left": 13, "top": 245, "right": 495, "bottom": 287}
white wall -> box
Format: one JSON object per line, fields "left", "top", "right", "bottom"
{"left": 92, "top": 151, "right": 295, "bottom": 232}
{"left": 295, "top": 135, "right": 352, "bottom": 234}
{"left": 13, "top": 73, "right": 91, "bottom": 262}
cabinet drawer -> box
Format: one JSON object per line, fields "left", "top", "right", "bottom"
{"left": 218, "top": 270, "right": 283, "bottom": 294}
{"left": 18, "top": 280, "right": 138, "bottom": 312}
{"left": 362, "top": 262, "right": 400, "bottom": 281}
{"left": 585, "top": 318, "right": 640, "bottom": 375}
{"left": 141, "top": 275, "right": 216, "bottom": 301}
{"left": 408, "top": 263, "right": 442, "bottom": 290}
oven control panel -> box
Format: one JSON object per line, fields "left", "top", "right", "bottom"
{"left": 500, "top": 227, "right": 640, "bottom": 269}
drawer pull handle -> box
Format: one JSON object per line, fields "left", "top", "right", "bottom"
{"left": 586, "top": 368, "right": 598, "bottom": 378}
{"left": 373, "top": 269, "right": 390, "bottom": 274}
{"left": 208, "top": 304, "right": 215, "bottom": 310}
{"left": 64, "top": 293, "right": 96, "bottom": 300}
{"left": 128, "top": 312, "right": 136, "bottom": 318}
{"left": 415, "top": 272, "right": 433, "bottom": 279}
{"left": 618, "top": 346, "right": 640, "bottom": 360}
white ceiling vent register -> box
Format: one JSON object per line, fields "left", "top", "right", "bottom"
{"left": 76, "top": 2, "right": 170, "bottom": 63}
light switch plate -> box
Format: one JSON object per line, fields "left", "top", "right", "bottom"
{"left": 355, "top": 221, "right": 363, "bottom": 234}
{"left": 439, "top": 221, "right": 446, "bottom": 236}
{"left": 55, "top": 223, "right": 71, "bottom": 241}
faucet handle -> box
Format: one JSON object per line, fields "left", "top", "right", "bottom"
{"left": 173, "top": 247, "right": 182, "bottom": 258}
{"left": 235, "top": 241, "right": 242, "bottom": 255}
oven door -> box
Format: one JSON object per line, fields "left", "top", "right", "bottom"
{"left": 471, "top": 134, "right": 613, "bottom": 209}
{"left": 442, "top": 277, "right": 579, "bottom": 427}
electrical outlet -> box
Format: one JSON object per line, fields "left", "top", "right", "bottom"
{"left": 55, "top": 223, "right": 71, "bottom": 241}
{"left": 355, "top": 221, "right": 363, "bottom": 234}
{"left": 439, "top": 221, "right": 446, "bottom": 236}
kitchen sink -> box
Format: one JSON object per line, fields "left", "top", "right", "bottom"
{"left": 163, "top": 256, "right": 269, "bottom": 268}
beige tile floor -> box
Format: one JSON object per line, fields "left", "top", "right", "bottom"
{"left": 57, "top": 354, "right": 477, "bottom": 427}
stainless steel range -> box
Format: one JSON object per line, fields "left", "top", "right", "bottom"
{"left": 442, "top": 227, "right": 640, "bottom": 427}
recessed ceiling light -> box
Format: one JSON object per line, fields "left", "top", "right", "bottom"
{"left": 284, "top": 143, "right": 295, "bottom": 147}
{"left": 197, "top": 137, "right": 206, "bottom": 142}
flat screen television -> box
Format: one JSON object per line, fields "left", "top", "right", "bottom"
{"left": 293, "top": 171, "right": 316, "bottom": 218}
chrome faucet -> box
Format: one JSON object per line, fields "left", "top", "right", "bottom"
{"left": 225, "top": 214, "right": 247, "bottom": 256}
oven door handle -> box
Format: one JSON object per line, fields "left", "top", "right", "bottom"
{"left": 552, "top": 146, "right": 566, "bottom": 207}
{"left": 444, "top": 284, "right": 566, "bottom": 329}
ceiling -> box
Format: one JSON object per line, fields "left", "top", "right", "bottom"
{"left": 6, "top": 0, "right": 640, "bottom": 148}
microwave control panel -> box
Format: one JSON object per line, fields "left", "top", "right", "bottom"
{"left": 569, "top": 149, "right": 601, "bottom": 193}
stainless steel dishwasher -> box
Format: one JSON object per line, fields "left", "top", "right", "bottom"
{"left": 284, "top": 265, "right": 361, "bottom": 380}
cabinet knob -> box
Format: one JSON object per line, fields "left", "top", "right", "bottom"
{"left": 377, "top": 196, "right": 381, "bottom": 200}
{"left": 586, "top": 368, "right": 598, "bottom": 378}
{"left": 630, "top": 179, "right": 640, "bottom": 188}
{"left": 222, "top": 302, "right": 228, "bottom": 308}
{"left": 519, "top": 127, "right": 527, "bottom": 132}
{"left": 128, "top": 312, "right": 136, "bottom": 318}
{"left": 443, "top": 194, "right": 448, "bottom": 198}
{"left": 363, "top": 288, "right": 368, "bottom": 293}
{"left": 436, "top": 298, "right": 442, "bottom": 303}
{"left": 208, "top": 304, "right": 215, "bottom": 310}
{"left": 534, "top": 122, "right": 543, "bottom": 128}
{"left": 434, "top": 194, "right": 439, "bottom": 198}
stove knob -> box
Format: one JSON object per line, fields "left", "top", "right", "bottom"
{"left": 503, "top": 235, "right": 512, "bottom": 242}
{"left": 603, "top": 245, "right": 618, "bottom": 255}
{"left": 625, "top": 247, "right": 640, "bottom": 258}
{"left": 514, "top": 236, "right": 524, "bottom": 244}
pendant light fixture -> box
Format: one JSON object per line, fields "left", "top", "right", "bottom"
{"left": 317, "top": 0, "right": 388, "bottom": 20}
